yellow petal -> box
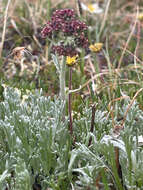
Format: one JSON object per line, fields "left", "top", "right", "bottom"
{"left": 138, "top": 13, "right": 143, "bottom": 21}
{"left": 66, "top": 55, "right": 78, "bottom": 66}
{"left": 87, "top": 4, "right": 95, "bottom": 12}
{"left": 89, "top": 43, "right": 103, "bottom": 52}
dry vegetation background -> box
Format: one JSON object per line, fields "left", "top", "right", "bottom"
{"left": 1, "top": 0, "right": 143, "bottom": 95}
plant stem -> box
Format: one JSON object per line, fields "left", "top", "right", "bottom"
{"left": 114, "top": 147, "right": 126, "bottom": 189}
{"left": 68, "top": 67, "right": 73, "bottom": 135}
{"left": 60, "top": 56, "right": 66, "bottom": 102}
{"left": 88, "top": 104, "right": 96, "bottom": 146}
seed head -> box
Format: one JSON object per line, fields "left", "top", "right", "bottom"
{"left": 12, "top": 47, "right": 32, "bottom": 60}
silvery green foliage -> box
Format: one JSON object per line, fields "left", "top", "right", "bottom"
{"left": 74, "top": 106, "right": 111, "bottom": 145}
{"left": 14, "top": 158, "right": 31, "bottom": 190}
{"left": 69, "top": 101, "right": 143, "bottom": 189}
{"left": 1, "top": 87, "right": 143, "bottom": 189}
{"left": 0, "top": 87, "right": 69, "bottom": 189}
{"left": 119, "top": 99, "right": 143, "bottom": 134}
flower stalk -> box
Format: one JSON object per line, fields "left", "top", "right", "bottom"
{"left": 68, "top": 67, "right": 73, "bottom": 135}
{"left": 60, "top": 56, "right": 66, "bottom": 102}
{"left": 88, "top": 104, "right": 96, "bottom": 146}
{"left": 41, "top": 8, "right": 89, "bottom": 135}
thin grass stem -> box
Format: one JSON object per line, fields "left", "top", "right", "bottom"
{"left": 0, "top": 0, "right": 11, "bottom": 58}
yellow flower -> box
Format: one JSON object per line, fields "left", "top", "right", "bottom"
{"left": 81, "top": 3, "right": 103, "bottom": 14}
{"left": 66, "top": 55, "right": 78, "bottom": 66}
{"left": 87, "top": 4, "right": 95, "bottom": 12}
{"left": 89, "top": 43, "right": 103, "bottom": 53}
{"left": 138, "top": 13, "right": 143, "bottom": 21}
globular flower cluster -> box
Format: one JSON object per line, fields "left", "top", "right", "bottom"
{"left": 52, "top": 44, "right": 78, "bottom": 57}
{"left": 41, "top": 9, "right": 89, "bottom": 56}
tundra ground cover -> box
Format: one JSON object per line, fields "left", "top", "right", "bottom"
{"left": 1, "top": 0, "right": 143, "bottom": 189}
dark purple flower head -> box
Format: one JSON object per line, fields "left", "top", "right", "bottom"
{"left": 41, "top": 9, "right": 89, "bottom": 56}
{"left": 75, "top": 33, "right": 89, "bottom": 48}
{"left": 41, "top": 22, "right": 53, "bottom": 38}
{"left": 51, "top": 9, "right": 75, "bottom": 21}
{"left": 52, "top": 44, "right": 78, "bottom": 57}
